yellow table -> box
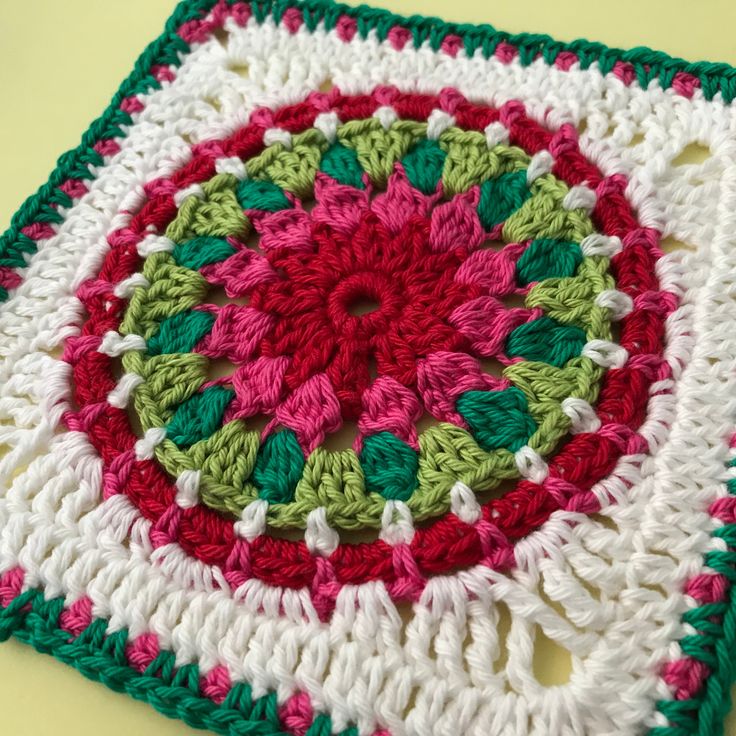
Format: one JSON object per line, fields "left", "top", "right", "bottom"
{"left": 0, "top": 1, "right": 734, "bottom": 733}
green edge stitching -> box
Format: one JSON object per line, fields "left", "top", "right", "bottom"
{"left": 2, "top": 0, "right": 736, "bottom": 301}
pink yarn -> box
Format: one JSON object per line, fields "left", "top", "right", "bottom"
{"left": 282, "top": 7, "right": 304, "bottom": 34}
{"left": 279, "top": 692, "right": 314, "bottom": 736}
{"left": 387, "top": 25, "right": 412, "bottom": 51}
{"left": 201, "top": 665, "right": 232, "bottom": 703}
{"left": 59, "top": 596, "right": 93, "bottom": 637}
{"left": 335, "top": 15, "right": 357, "bottom": 42}
{"left": 126, "top": 632, "right": 160, "bottom": 672}
{"left": 0, "top": 567, "right": 24, "bottom": 607}
{"left": 554, "top": 51, "right": 579, "bottom": 71}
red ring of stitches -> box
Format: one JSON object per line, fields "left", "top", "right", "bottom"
{"left": 64, "top": 88, "right": 675, "bottom": 603}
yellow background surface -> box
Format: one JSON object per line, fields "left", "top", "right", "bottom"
{"left": 1, "top": 1, "right": 735, "bottom": 734}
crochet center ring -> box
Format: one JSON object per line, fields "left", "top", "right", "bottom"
{"left": 65, "top": 88, "right": 672, "bottom": 600}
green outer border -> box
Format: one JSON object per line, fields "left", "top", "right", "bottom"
{"left": 2, "top": 0, "right": 736, "bottom": 301}
{"left": 0, "top": 0, "right": 735, "bottom": 733}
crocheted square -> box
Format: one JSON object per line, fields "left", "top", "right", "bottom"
{"left": 2, "top": 2, "right": 736, "bottom": 734}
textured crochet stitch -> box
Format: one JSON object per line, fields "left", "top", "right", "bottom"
{"left": 2, "top": 2, "right": 736, "bottom": 735}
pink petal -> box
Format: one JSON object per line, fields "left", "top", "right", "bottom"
{"left": 358, "top": 375, "right": 422, "bottom": 447}
{"left": 454, "top": 242, "right": 525, "bottom": 296}
{"left": 276, "top": 373, "right": 342, "bottom": 453}
{"left": 372, "top": 168, "right": 434, "bottom": 235}
{"left": 429, "top": 192, "right": 484, "bottom": 252}
{"left": 311, "top": 173, "right": 369, "bottom": 235}
{"left": 417, "top": 351, "right": 509, "bottom": 424}
{"left": 449, "top": 297, "right": 530, "bottom": 357}
{"left": 201, "top": 248, "right": 276, "bottom": 297}
{"left": 254, "top": 208, "right": 314, "bottom": 253}
{"left": 199, "top": 305, "right": 274, "bottom": 363}
{"left": 227, "top": 355, "right": 290, "bottom": 420}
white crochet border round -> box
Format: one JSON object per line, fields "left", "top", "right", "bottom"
{"left": 2, "top": 15, "right": 736, "bottom": 736}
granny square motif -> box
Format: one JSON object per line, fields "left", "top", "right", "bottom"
{"left": 2, "top": 2, "right": 736, "bottom": 734}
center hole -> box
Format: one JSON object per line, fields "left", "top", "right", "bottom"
{"left": 347, "top": 295, "right": 381, "bottom": 317}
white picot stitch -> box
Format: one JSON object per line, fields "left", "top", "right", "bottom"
{"left": 561, "top": 397, "right": 602, "bottom": 434}
{"left": 113, "top": 273, "right": 150, "bottom": 299}
{"left": 562, "top": 184, "right": 597, "bottom": 212}
{"left": 373, "top": 105, "right": 398, "bottom": 131}
{"left": 595, "top": 289, "right": 634, "bottom": 320}
{"left": 107, "top": 373, "right": 144, "bottom": 409}
{"left": 234, "top": 498, "right": 269, "bottom": 541}
{"left": 313, "top": 111, "right": 340, "bottom": 144}
{"left": 379, "top": 500, "right": 415, "bottom": 546}
{"left": 137, "top": 233, "right": 175, "bottom": 257}
{"left": 1, "top": 11, "right": 732, "bottom": 736}
{"left": 98, "top": 330, "right": 146, "bottom": 357}
{"left": 484, "top": 120, "right": 509, "bottom": 148}
{"left": 450, "top": 481, "right": 482, "bottom": 525}
{"left": 134, "top": 427, "right": 167, "bottom": 461}
{"left": 215, "top": 156, "right": 248, "bottom": 179}
{"left": 514, "top": 445, "right": 549, "bottom": 484}
{"left": 582, "top": 339, "right": 629, "bottom": 369}
{"left": 263, "top": 127, "right": 293, "bottom": 149}
{"left": 173, "top": 183, "right": 206, "bottom": 207}
{"left": 426, "top": 109, "right": 456, "bottom": 140}
{"left": 580, "top": 233, "right": 623, "bottom": 257}
{"left": 175, "top": 469, "right": 202, "bottom": 509}
{"left": 305, "top": 507, "right": 340, "bottom": 557}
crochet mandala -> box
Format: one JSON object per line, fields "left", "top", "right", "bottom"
{"left": 2, "top": 2, "right": 736, "bottom": 735}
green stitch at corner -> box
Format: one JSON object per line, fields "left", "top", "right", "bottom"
{"left": 120, "top": 254, "right": 208, "bottom": 339}
{"left": 320, "top": 142, "right": 366, "bottom": 189}
{"left": 138, "top": 353, "right": 207, "bottom": 416}
{"left": 506, "top": 317, "right": 586, "bottom": 367}
{"left": 147, "top": 309, "right": 215, "bottom": 354}
{"left": 189, "top": 420, "right": 260, "bottom": 503}
{"left": 253, "top": 429, "right": 305, "bottom": 504}
{"left": 337, "top": 118, "right": 425, "bottom": 187}
{"left": 516, "top": 238, "right": 583, "bottom": 284}
{"left": 247, "top": 129, "right": 329, "bottom": 198}
{"left": 172, "top": 236, "right": 236, "bottom": 270}
{"left": 236, "top": 178, "right": 292, "bottom": 212}
{"left": 456, "top": 387, "right": 537, "bottom": 452}
{"left": 477, "top": 169, "right": 530, "bottom": 229}
{"left": 166, "top": 386, "right": 235, "bottom": 447}
{"left": 166, "top": 175, "right": 250, "bottom": 243}
{"left": 503, "top": 174, "right": 594, "bottom": 243}
{"left": 402, "top": 138, "right": 447, "bottom": 194}
{"left": 361, "top": 431, "right": 419, "bottom": 501}
{"left": 440, "top": 130, "right": 529, "bottom": 197}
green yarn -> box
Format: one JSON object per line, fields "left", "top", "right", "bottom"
{"left": 247, "top": 130, "right": 329, "bottom": 198}
{"left": 338, "top": 118, "right": 423, "bottom": 187}
{"left": 456, "top": 387, "right": 536, "bottom": 452}
{"left": 172, "top": 236, "right": 236, "bottom": 270}
{"left": 360, "top": 432, "right": 419, "bottom": 501}
{"left": 0, "top": 588, "right": 355, "bottom": 735}
{"left": 138, "top": 353, "right": 208, "bottom": 415}
{"left": 320, "top": 142, "right": 366, "bottom": 188}
{"left": 516, "top": 238, "right": 583, "bottom": 285}
{"left": 503, "top": 175, "right": 594, "bottom": 243}
{"left": 3, "top": 0, "right": 735, "bottom": 304}
{"left": 253, "top": 429, "right": 305, "bottom": 503}
{"left": 506, "top": 316, "right": 586, "bottom": 367}
{"left": 121, "top": 255, "right": 209, "bottom": 340}
{"left": 167, "top": 176, "right": 249, "bottom": 242}
{"left": 439, "top": 129, "right": 528, "bottom": 196}
{"left": 477, "top": 170, "right": 530, "bottom": 229}
{"left": 166, "top": 386, "right": 235, "bottom": 446}
{"left": 236, "top": 179, "right": 292, "bottom": 211}
{"left": 402, "top": 138, "right": 447, "bottom": 194}
{"left": 147, "top": 309, "right": 215, "bottom": 355}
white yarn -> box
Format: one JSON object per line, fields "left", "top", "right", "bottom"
{"left": 1, "top": 14, "right": 735, "bottom": 736}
